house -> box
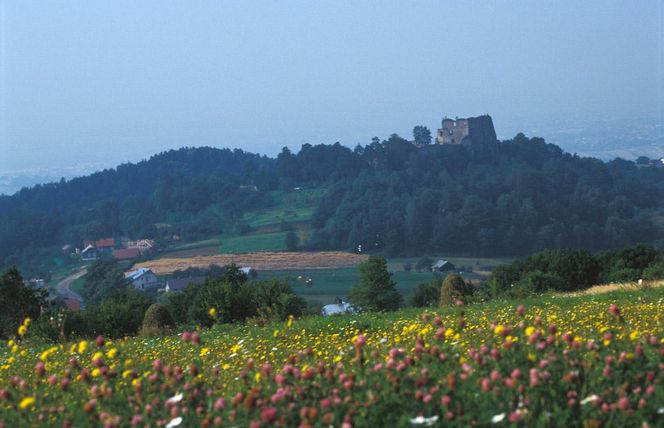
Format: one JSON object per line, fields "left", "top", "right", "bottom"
{"left": 321, "top": 299, "right": 356, "bottom": 316}
{"left": 61, "top": 244, "right": 74, "bottom": 255}
{"left": 81, "top": 245, "right": 99, "bottom": 261}
{"left": 126, "top": 268, "right": 160, "bottom": 290}
{"left": 240, "top": 267, "right": 257, "bottom": 279}
{"left": 163, "top": 276, "right": 206, "bottom": 293}
{"left": 113, "top": 248, "right": 141, "bottom": 262}
{"left": 127, "top": 239, "right": 155, "bottom": 254}
{"left": 431, "top": 259, "right": 456, "bottom": 273}
{"left": 95, "top": 238, "right": 115, "bottom": 254}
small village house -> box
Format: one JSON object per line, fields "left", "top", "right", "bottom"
{"left": 81, "top": 245, "right": 99, "bottom": 261}
{"left": 113, "top": 248, "right": 141, "bottom": 262}
{"left": 126, "top": 268, "right": 160, "bottom": 290}
{"left": 431, "top": 259, "right": 456, "bottom": 273}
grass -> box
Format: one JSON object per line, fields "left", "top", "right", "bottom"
{"left": 261, "top": 267, "right": 441, "bottom": 304}
{"left": 2, "top": 287, "right": 663, "bottom": 426}
{"left": 242, "top": 188, "right": 324, "bottom": 228}
{"left": 218, "top": 231, "right": 291, "bottom": 253}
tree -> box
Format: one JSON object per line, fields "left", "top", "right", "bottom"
{"left": 0, "top": 267, "right": 45, "bottom": 338}
{"left": 410, "top": 277, "right": 442, "bottom": 307}
{"left": 285, "top": 231, "right": 299, "bottom": 252}
{"left": 82, "top": 260, "right": 131, "bottom": 305}
{"left": 413, "top": 126, "right": 432, "bottom": 146}
{"left": 349, "top": 256, "right": 402, "bottom": 311}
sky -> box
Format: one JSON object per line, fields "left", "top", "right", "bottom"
{"left": 1, "top": 1, "right": 663, "bottom": 173}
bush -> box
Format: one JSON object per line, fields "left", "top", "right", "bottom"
{"left": 642, "top": 262, "right": 664, "bottom": 280}
{"left": 439, "top": 274, "right": 473, "bottom": 306}
{"left": 410, "top": 277, "right": 442, "bottom": 307}
{"left": 140, "top": 304, "right": 176, "bottom": 337}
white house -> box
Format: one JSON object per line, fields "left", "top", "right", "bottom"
{"left": 321, "top": 299, "right": 356, "bottom": 316}
{"left": 126, "top": 268, "right": 159, "bottom": 290}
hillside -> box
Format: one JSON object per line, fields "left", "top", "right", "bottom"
{"left": 1, "top": 133, "right": 663, "bottom": 276}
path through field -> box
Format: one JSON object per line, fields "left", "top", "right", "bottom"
{"left": 54, "top": 269, "right": 86, "bottom": 304}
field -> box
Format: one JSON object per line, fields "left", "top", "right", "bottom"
{"left": 264, "top": 268, "right": 437, "bottom": 303}
{"left": 2, "top": 286, "right": 664, "bottom": 426}
{"left": 134, "top": 251, "right": 369, "bottom": 275}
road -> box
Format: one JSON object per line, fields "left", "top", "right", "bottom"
{"left": 54, "top": 269, "right": 86, "bottom": 304}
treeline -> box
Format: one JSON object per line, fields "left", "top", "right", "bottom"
{"left": 486, "top": 244, "right": 664, "bottom": 298}
{"left": 0, "top": 148, "right": 275, "bottom": 274}
{"left": 307, "top": 134, "right": 663, "bottom": 256}
{"left": 2, "top": 132, "right": 664, "bottom": 276}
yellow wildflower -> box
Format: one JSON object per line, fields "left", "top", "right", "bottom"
{"left": 208, "top": 308, "right": 216, "bottom": 317}
{"left": 200, "top": 347, "right": 210, "bottom": 357}
{"left": 77, "top": 340, "right": 88, "bottom": 354}
{"left": 19, "top": 397, "right": 35, "bottom": 409}
{"left": 17, "top": 325, "right": 27, "bottom": 336}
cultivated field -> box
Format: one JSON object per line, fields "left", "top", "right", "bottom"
{"left": 135, "top": 251, "right": 368, "bottom": 275}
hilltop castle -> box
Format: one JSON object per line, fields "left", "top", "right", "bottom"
{"left": 436, "top": 114, "right": 498, "bottom": 147}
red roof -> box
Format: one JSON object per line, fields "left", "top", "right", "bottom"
{"left": 95, "top": 238, "right": 115, "bottom": 248}
{"left": 113, "top": 248, "right": 141, "bottom": 260}
{"left": 64, "top": 299, "right": 81, "bottom": 311}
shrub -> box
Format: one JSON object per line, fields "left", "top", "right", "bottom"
{"left": 140, "top": 304, "right": 176, "bottom": 337}
{"left": 410, "top": 277, "right": 442, "bottom": 307}
{"left": 439, "top": 274, "right": 473, "bottom": 306}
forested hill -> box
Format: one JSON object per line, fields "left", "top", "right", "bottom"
{"left": 2, "top": 134, "right": 664, "bottom": 273}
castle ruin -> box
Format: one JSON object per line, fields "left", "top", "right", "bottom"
{"left": 436, "top": 114, "right": 498, "bottom": 147}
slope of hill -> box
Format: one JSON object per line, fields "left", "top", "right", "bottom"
{"left": 1, "top": 133, "right": 663, "bottom": 276}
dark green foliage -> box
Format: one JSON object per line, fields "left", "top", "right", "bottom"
{"left": 308, "top": 134, "right": 663, "bottom": 256}
{"left": 439, "top": 273, "right": 473, "bottom": 306}
{"left": 163, "top": 265, "right": 305, "bottom": 327}
{"left": 285, "top": 231, "right": 299, "bottom": 251}
{"left": 410, "top": 277, "right": 442, "bottom": 307}
{"left": 81, "top": 260, "right": 131, "bottom": 305}
{"left": 0, "top": 267, "right": 46, "bottom": 338}
{"left": 63, "top": 290, "right": 152, "bottom": 338}
{"left": 349, "top": 256, "right": 402, "bottom": 312}
{"left": 412, "top": 125, "right": 432, "bottom": 146}
{"left": 141, "top": 304, "right": 176, "bottom": 336}
{"left": 487, "top": 245, "right": 664, "bottom": 298}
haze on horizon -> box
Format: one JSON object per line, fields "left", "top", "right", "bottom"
{"left": 1, "top": 1, "right": 663, "bottom": 175}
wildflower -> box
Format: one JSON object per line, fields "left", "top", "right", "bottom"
{"left": 287, "top": 315, "right": 294, "bottom": 328}
{"left": 19, "top": 397, "right": 35, "bottom": 409}
{"left": 208, "top": 308, "right": 217, "bottom": 317}
{"left": 491, "top": 413, "right": 505, "bottom": 423}
{"left": 77, "top": 340, "right": 88, "bottom": 354}
{"left": 260, "top": 407, "right": 278, "bottom": 423}
{"left": 165, "top": 417, "right": 183, "bottom": 428}
{"left": 580, "top": 395, "right": 599, "bottom": 405}
{"left": 200, "top": 347, "right": 210, "bottom": 357}
{"left": 166, "top": 393, "right": 183, "bottom": 404}
{"left": 17, "top": 325, "right": 27, "bottom": 336}
{"left": 410, "top": 415, "right": 439, "bottom": 426}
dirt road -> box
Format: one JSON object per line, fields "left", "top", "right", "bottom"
{"left": 55, "top": 269, "right": 86, "bottom": 304}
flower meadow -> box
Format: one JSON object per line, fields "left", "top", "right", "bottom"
{"left": 1, "top": 289, "right": 664, "bottom": 427}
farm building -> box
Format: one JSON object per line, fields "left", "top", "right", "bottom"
{"left": 81, "top": 245, "right": 99, "bottom": 261}
{"left": 163, "top": 276, "right": 206, "bottom": 293}
{"left": 113, "top": 248, "right": 141, "bottom": 262}
{"left": 126, "top": 268, "right": 160, "bottom": 290}
{"left": 431, "top": 259, "right": 456, "bottom": 273}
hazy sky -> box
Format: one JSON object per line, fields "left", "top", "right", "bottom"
{"left": 1, "top": 1, "right": 662, "bottom": 172}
